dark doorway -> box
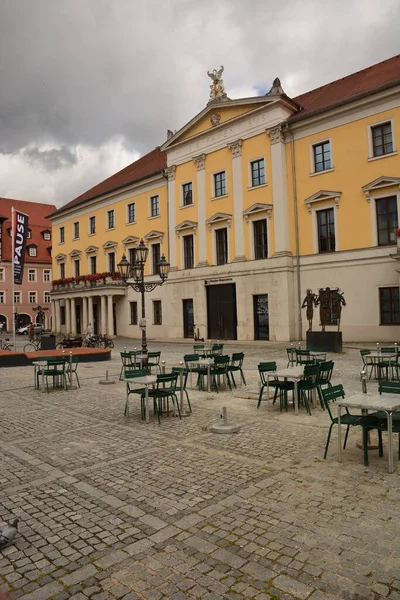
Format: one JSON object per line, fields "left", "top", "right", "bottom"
{"left": 254, "top": 294, "right": 269, "bottom": 340}
{"left": 206, "top": 283, "right": 237, "bottom": 340}
{"left": 76, "top": 305, "right": 81, "bottom": 334}
{"left": 93, "top": 304, "right": 98, "bottom": 334}
{"left": 183, "top": 299, "right": 194, "bottom": 338}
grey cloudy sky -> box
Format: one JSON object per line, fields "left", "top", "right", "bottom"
{"left": 0, "top": 0, "right": 399, "bottom": 207}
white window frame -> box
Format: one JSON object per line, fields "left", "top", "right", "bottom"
{"left": 212, "top": 170, "right": 228, "bottom": 199}
{"left": 14, "top": 291, "right": 21, "bottom": 304}
{"left": 89, "top": 215, "right": 96, "bottom": 235}
{"left": 107, "top": 209, "right": 115, "bottom": 230}
{"left": 369, "top": 190, "right": 400, "bottom": 247}
{"left": 249, "top": 216, "right": 270, "bottom": 260}
{"left": 28, "top": 268, "right": 37, "bottom": 282}
{"left": 152, "top": 299, "right": 162, "bottom": 325}
{"left": 181, "top": 233, "right": 195, "bottom": 269}
{"left": 59, "top": 226, "right": 65, "bottom": 244}
{"left": 44, "top": 291, "right": 51, "bottom": 304}
{"left": 90, "top": 255, "right": 97, "bottom": 274}
{"left": 212, "top": 225, "right": 230, "bottom": 265}
{"left": 309, "top": 138, "right": 334, "bottom": 175}
{"left": 150, "top": 242, "right": 162, "bottom": 275}
{"left": 0, "top": 291, "right": 5, "bottom": 304}
{"left": 107, "top": 251, "right": 116, "bottom": 272}
{"left": 74, "top": 259, "right": 80, "bottom": 277}
{"left": 127, "top": 202, "right": 136, "bottom": 224}
{"left": 43, "top": 269, "right": 51, "bottom": 282}
{"left": 43, "top": 231, "right": 51, "bottom": 241}
{"left": 73, "top": 221, "right": 80, "bottom": 239}
{"left": 29, "top": 291, "right": 37, "bottom": 304}
{"left": 248, "top": 157, "right": 267, "bottom": 189}
{"left": 367, "top": 118, "right": 397, "bottom": 161}
{"left": 149, "top": 195, "right": 160, "bottom": 218}
{"left": 59, "top": 262, "right": 66, "bottom": 279}
{"left": 0, "top": 267, "right": 4, "bottom": 282}
{"left": 28, "top": 246, "right": 37, "bottom": 257}
{"left": 312, "top": 205, "right": 339, "bottom": 254}
{"left": 181, "top": 182, "right": 193, "bottom": 207}
{"left": 26, "top": 230, "right": 32, "bottom": 239}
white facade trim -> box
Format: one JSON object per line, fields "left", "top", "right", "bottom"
{"left": 247, "top": 155, "right": 267, "bottom": 188}
{"left": 211, "top": 224, "right": 231, "bottom": 266}
{"left": 362, "top": 176, "right": 400, "bottom": 201}
{"left": 309, "top": 137, "right": 333, "bottom": 174}
{"left": 304, "top": 190, "right": 342, "bottom": 214}
{"left": 311, "top": 204, "right": 339, "bottom": 254}
{"left": 211, "top": 169, "right": 228, "bottom": 199}
{"left": 247, "top": 215, "right": 271, "bottom": 260}
{"left": 368, "top": 190, "right": 400, "bottom": 247}
{"left": 180, "top": 232, "right": 195, "bottom": 270}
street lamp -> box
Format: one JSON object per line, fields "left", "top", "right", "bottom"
{"left": 118, "top": 239, "right": 170, "bottom": 369}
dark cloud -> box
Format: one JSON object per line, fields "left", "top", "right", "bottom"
{"left": 0, "top": 0, "right": 398, "bottom": 206}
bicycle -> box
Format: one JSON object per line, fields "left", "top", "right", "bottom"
{"left": 24, "top": 339, "right": 41, "bottom": 352}
{"left": 0, "top": 338, "right": 13, "bottom": 351}
{"left": 98, "top": 334, "right": 114, "bottom": 349}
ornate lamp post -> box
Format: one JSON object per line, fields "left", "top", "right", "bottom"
{"left": 118, "top": 239, "right": 170, "bottom": 369}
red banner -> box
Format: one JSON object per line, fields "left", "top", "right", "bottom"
{"left": 13, "top": 210, "right": 29, "bottom": 284}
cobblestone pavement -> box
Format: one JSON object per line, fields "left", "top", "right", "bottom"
{"left": 1, "top": 339, "right": 399, "bottom": 600}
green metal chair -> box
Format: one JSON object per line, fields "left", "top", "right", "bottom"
{"left": 210, "top": 355, "right": 231, "bottom": 393}
{"left": 119, "top": 351, "right": 134, "bottom": 380}
{"left": 125, "top": 368, "right": 147, "bottom": 418}
{"left": 66, "top": 356, "right": 80, "bottom": 388}
{"left": 43, "top": 359, "right": 68, "bottom": 392}
{"left": 321, "top": 384, "right": 383, "bottom": 464}
{"left": 193, "top": 344, "right": 206, "bottom": 357}
{"left": 171, "top": 367, "right": 191, "bottom": 413}
{"left": 257, "top": 362, "right": 281, "bottom": 408}
{"left": 360, "top": 349, "right": 374, "bottom": 379}
{"left": 227, "top": 352, "right": 246, "bottom": 388}
{"left": 316, "top": 360, "right": 334, "bottom": 409}
{"left": 148, "top": 372, "right": 180, "bottom": 424}
{"left": 210, "top": 343, "right": 224, "bottom": 358}
{"left": 184, "top": 353, "right": 204, "bottom": 389}
{"left": 147, "top": 351, "right": 161, "bottom": 374}
{"left": 296, "top": 349, "right": 314, "bottom": 366}
{"left": 367, "top": 380, "right": 400, "bottom": 460}
{"left": 286, "top": 347, "right": 296, "bottom": 367}
{"left": 298, "top": 364, "right": 320, "bottom": 415}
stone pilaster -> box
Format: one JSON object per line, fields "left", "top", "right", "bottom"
{"left": 267, "top": 126, "right": 291, "bottom": 255}
{"left": 166, "top": 165, "right": 177, "bottom": 270}
{"left": 193, "top": 154, "right": 208, "bottom": 267}
{"left": 228, "top": 139, "right": 246, "bottom": 262}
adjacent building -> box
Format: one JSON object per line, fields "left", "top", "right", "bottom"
{"left": 49, "top": 54, "right": 400, "bottom": 342}
{"left": 0, "top": 198, "right": 55, "bottom": 332}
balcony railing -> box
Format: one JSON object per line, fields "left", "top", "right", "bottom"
{"left": 51, "top": 272, "right": 124, "bottom": 292}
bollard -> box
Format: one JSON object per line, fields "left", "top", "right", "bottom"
{"left": 360, "top": 369, "right": 367, "bottom": 394}
{"left": 376, "top": 342, "right": 380, "bottom": 354}
{"left": 99, "top": 367, "right": 116, "bottom": 385}
{"left": 210, "top": 406, "right": 240, "bottom": 434}
{"left": 222, "top": 406, "right": 228, "bottom": 425}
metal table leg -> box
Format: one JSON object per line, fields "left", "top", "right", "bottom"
{"left": 338, "top": 406, "right": 342, "bottom": 462}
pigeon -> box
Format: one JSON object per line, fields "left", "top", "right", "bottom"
{"left": 0, "top": 519, "right": 19, "bottom": 550}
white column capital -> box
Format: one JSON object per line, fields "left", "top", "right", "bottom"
{"left": 228, "top": 139, "right": 243, "bottom": 158}
{"left": 165, "top": 165, "right": 176, "bottom": 181}
{"left": 193, "top": 153, "right": 206, "bottom": 171}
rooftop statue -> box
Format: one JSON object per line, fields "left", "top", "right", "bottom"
{"left": 207, "top": 65, "right": 228, "bottom": 102}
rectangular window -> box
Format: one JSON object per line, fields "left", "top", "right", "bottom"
{"left": 182, "top": 182, "right": 193, "bottom": 206}
{"left": 28, "top": 247, "right": 37, "bottom": 257}
{"left": 153, "top": 300, "right": 162, "bottom": 325}
{"left": 28, "top": 269, "right": 36, "bottom": 282}
{"left": 376, "top": 196, "right": 398, "bottom": 245}
{"left": 0, "top": 292, "right": 4, "bottom": 304}
{"left": 0, "top": 268, "right": 4, "bottom": 281}
{"left": 108, "top": 251, "right": 116, "bottom": 272}
{"left": 73, "top": 222, "right": 80, "bottom": 239}
{"left": 127, "top": 202, "right": 136, "bottom": 223}
{"left": 214, "top": 171, "right": 226, "bottom": 197}
{"left": 183, "top": 235, "right": 194, "bottom": 269}
{"left": 379, "top": 287, "right": 400, "bottom": 324}
{"left": 43, "top": 231, "right": 51, "bottom": 241}
{"left": 253, "top": 219, "right": 268, "bottom": 259}
{"left": 372, "top": 122, "right": 393, "bottom": 157}
{"left": 107, "top": 210, "right": 115, "bottom": 229}
{"left": 26, "top": 230, "right": 31, "bottom": 239}
{"left": 130, "top": 302, "right": 138, "bottom": 325}
{"left": 29, "top": 291, "right": 37, "bottom": 304}
{"left": 152, "top": 243, "right": 161, "bottom": 275}
{"left": 59, "top": 227, "right": 65, "bottom": 243}
{"left": 313, "top": 141, "right": 331, "bottom": 172}
{"left": 150, "top": 195, "right": 160, "bottom": 217}
{"left": 44, "top": 292, "right": 51, "bottom": 304}
{"left": 89, "top": 216, "right": 96, "bottom": 234}
{"left": 250, "top": 159, "right": 265, "bottom": 187}
{"left": 215, "top": 228, "right": 228, "bottom": 265}
{"left": 43, "top": 269, "right": 51, "bottom": 282}
{"left": 90, "top": 255, "right": 97, "bottom": 274}
{"left": 74, "top": 260, "right": 80, "bottom": 277}
{"left": 317, "top": 208, "right": 336, "bottom": 253}
{"left": 14, "top": 292, "right": 21, "bottom": 304}
{"left": 60, "top": 263, "right": 65, "bottom": 279}
{"left": 60, "top": 306, "right": 65, "bottom": 325}
{"left": 128, "top": 247, "right": 136, "bottom": 266}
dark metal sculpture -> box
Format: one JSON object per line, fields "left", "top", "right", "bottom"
{"left": 304, "top": 288, "right": 346, "bottom": 332}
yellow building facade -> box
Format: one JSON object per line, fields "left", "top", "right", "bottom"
{"left": 49, "top": 55, "right": 400, "bottom": 342}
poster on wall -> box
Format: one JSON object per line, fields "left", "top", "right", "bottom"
{"left": 13, "top": 210, "right": 29, "bottom": 284}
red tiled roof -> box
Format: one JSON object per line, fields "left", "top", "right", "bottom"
{"left": 0, "top": 197, "right": 56, "bottom": 263}
{"left": 50, "top": 147, "right": 166, "bottom": 217}
{"left": 291, "top": 54, "right": 400, "bottom": 120}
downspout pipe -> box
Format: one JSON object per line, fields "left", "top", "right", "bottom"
{"left": 285, "top": 123, "right": 302, "bottom": 341}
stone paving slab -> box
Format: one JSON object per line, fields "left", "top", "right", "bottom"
{"left": 0, "top": 339, "right": 399, "bottom": 599}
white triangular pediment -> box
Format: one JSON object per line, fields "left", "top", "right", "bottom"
{"left": 144, "top": 230, "right": 164, "bottom": 241}
{"left": 243, "top": 203, "right": 273, "bottom": 221}
{"left": 69, "top": 249, "right": 82, "bottom": 257}
{"left": 102, "top": 240, "right": 118, "bottom": 250}
{"left": 304, "top": 190, "right": 341, "bottom": 213}
{"left": 85, "top": 245, "right": 99, "bottom": 254}
{"left": 362, "top": 176, "right": 400, "bottom": 201}
{"left": 122, "top": 236, "right": 139, "bottom": 246}
{"left": 175, "top": 220, "right": 198, "bottom": 232}
{"left": 206, "top": 213, "right": 232, "bottom": 229}
{"left": 55, "top": 253, "right": 66, "bottom": 261}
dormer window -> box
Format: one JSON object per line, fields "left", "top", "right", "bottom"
{"left": 27, "top": 244, "right": 37, "bottom": 257}
{"left": 26, "top": 229, "right": 32, "bottom": 239}
{"left": 42, "top": 229, "right": 51, "bottom": 241}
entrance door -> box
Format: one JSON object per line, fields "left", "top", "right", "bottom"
{"left": 76, "top": 305, "right": 81, "bottom": 334}
{"left": 182, "top": 299, "right": 194, "bottom": 338}
{"left": 254, "top": 294, "right": 269, "bottom": 340}
{"left": 206, "top": 283, "right": 237, "bottom": 340}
